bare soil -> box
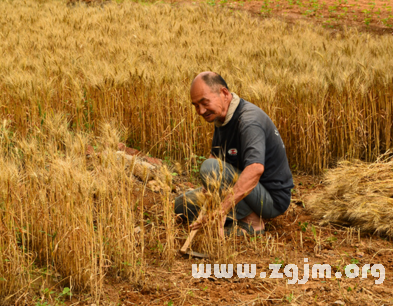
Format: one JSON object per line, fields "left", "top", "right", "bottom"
{"left": 167, "top": 0, "right": 393, "bottom": 35}
{"left": 90, "top": 173, "right": 393, "bottom": 305}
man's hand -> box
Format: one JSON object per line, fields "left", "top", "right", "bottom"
{"left": 189, "top": 209, "right": 225, "bottom": 230}
{"left": 190, "top": 163, "right": 264, "bottom": 237}
{"left": 219, "top": 162, "right": 264, "bottom": 212}
{"left": 189, "top": 208, "right": 227, "bottom": 238}
{"left": 189, "top": 215, "right": 207, "bottom": 230}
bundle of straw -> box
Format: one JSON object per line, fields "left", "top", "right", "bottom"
{"left": 307, "top": 153, "right": 393, "bottom": 236}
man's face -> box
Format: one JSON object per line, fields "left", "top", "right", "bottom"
{"left": 190, "top": 80, "right": 230, "bottom": 123}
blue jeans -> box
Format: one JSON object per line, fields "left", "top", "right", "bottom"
{"left": 174, "top": 159, "right": 283, "bottom": 222}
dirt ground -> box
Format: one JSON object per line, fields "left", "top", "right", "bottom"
{"left": 166, "top": 0, "right": 393, "bottom": 35}
{"left": 88, "top": 173, "right": 393, "bottom": 306}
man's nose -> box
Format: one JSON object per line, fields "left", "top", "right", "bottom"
{"left": 199, "top": 106, "right": 206, "bottom": 115}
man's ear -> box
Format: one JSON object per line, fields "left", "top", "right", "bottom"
{"left": 220, "top": 86, "right": 231, "bottom": 100}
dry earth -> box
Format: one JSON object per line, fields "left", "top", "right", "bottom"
{"left": 67, "top": 172, "right": 392, "bottom": 306}
{"left": 166, "top": 0, "right": 393, "bottom": 35}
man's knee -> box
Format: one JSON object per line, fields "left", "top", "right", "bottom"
{"left": 199, "top": 158, "right": 220, "bottom": 181}
{"left": 174, "top": 195, "right": 184, "bottom": 215}
{"left": 174, "top": 191, "right": 202, "bottom": 222}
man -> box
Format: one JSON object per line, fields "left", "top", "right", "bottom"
{"left": 174, "top": 71, "right": 294, "bottom": 237}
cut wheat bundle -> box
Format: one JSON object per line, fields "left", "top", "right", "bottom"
{"left": 307, "top": 153, "right": 393, "bottom": 237}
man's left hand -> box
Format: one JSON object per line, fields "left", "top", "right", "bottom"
{"left": 189, "top": 206, "right": 229, "bottom": 239}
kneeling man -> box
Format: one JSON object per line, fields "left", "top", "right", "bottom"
{"left": 175, "top": 71, "right": 294, "bottom": 236}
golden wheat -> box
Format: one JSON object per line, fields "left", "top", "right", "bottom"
{"left": 0, "top": 0, "right": 392, "bottom": 174}
{"left": 307, "top": 153, "right": 393, "bottom": 236}
{"left": 2, "top": 0, "right": 393, "bottom": 303}
{"left": 0, "top": 115, "right": 176, "bottom": 303}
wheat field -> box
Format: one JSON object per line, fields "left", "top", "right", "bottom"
{"left": 1, "top": 0, "right": 392, "bottom": 173}
{"left": 0, "top": 116, "right": 176, "bottom": 303}
{"left": 1, "top": 0, "right": 393, "bottom": 304}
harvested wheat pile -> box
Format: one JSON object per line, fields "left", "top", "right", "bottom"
{"left": 307, "top": 154, "right": 393, "bottom": 236}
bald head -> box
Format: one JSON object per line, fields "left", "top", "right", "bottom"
{"left": 191, "top": 71, "right": 229, "bottom": 94}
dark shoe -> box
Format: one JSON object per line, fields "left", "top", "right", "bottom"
{"left": 224, "top": 224, "right": 246, "bottom": 237}
{"left": 237, "top": 221, "right": 265, "bottom": 236}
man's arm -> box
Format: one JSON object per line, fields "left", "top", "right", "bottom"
{"left": 220, "top": 163, "right": 264, "bottom": 215}
{"left": 189, "top": 163, "right": 264, "bottom": 230}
